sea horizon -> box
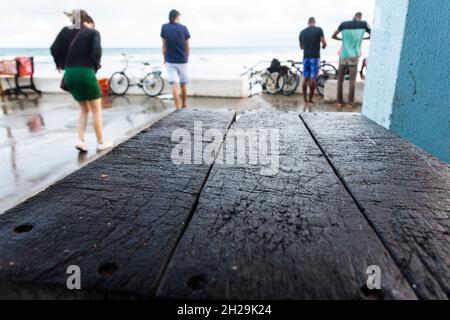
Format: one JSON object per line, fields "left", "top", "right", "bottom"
{"left": 0, "top": 44, "right": 368, "bottom": 78}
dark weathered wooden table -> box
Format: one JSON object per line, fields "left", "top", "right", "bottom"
{"left": 0, "top": 110, "right": 448, "bottom": 300}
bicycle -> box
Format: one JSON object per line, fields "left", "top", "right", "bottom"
{"left": 316, "top": 61, "right": 338, "bottom": 97}
{"left": 109, "top": 53, "right": 164, "bottom": 97}
{"left": 281, "top": 60, "right": 303, "bottom": 96}
{"left": 281, "top": 60, "right": 338, "bottom": 97}
{"left": 241, "top": 61, "right": 285, "bottom": 97}
{"left": 241, "top": 65, "right": 264, "bottom": 97}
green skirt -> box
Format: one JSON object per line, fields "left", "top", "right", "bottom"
{"left": 64, "top": 67, "right": 101, "bottom": 101}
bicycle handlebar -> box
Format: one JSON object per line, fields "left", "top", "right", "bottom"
{"left": 283, "top": 60, "right": 339, "bottom": 65}
{"left": 283, "top": 60, "right": 303, "bottom": 65}
{"left": 241, "top": 68, "right": 259, "bottom": 77}
{"left": 121, "top": 53, "right": 153, "bottom": 67}
{"left": 241, "top": 60, "right": 272, "bottom": 76}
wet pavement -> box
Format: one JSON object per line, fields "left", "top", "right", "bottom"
{"left": 0, "top": 93, "right": 360, "bottom": 213}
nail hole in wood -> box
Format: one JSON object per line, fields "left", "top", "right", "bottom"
{"left": 187, "top": 275, "right": 208, "bottom": 291}
{"left": 14, "top": 224, "right": 33, "bottom": 234}
{"left": 360, "top": 285, "right": 384, "bottom": 300}
{"left": 98, "top": 263, "right": 119, "bottom": 277}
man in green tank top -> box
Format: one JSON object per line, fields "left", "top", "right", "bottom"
{"left": 332, "top": 12, "right": 371, "bottom": 109}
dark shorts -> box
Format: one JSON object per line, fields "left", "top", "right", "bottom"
{"left": 303, "top": 58, "right": 321, "bottom": 79}
{"left": 64, "top": 67, "right": 101, "bottom": 102}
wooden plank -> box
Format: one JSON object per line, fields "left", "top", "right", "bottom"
{"left": 0, "top": 109, "right": 236, "bottom": 299}
{"left": 156, "top": 111, "right": 416, "bottom": 300}
{"left": 301, "top": 113, "right": 450, "bottom": 299}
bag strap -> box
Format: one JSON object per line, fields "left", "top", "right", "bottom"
{"left": 65, "top": 28, "right": 83, "bottom": 66}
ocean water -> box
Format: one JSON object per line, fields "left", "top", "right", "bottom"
{"left": 0, "top": 46, "right": 346, "bottom": 79}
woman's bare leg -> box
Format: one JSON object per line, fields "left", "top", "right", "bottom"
{"left": 78, "top": 101, "right": 90, "bottom": 141}
{"left": 86, "top": 98, "right": 104, "bottom": 144}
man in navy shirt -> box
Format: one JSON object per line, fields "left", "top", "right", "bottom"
{"left": 161, "top": 10, "right": 191, "bottom": 109}
{"left": 299, "top": 17, "right": 327, "bottom": 110}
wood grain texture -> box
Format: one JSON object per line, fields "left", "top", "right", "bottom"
{"left": 156, "top": 111, "right": 416, "bottom": 300}
{"left": 0, "top": 109, "right": 236, "bottom": 299}
{"left": 301, "top": 113, "right": 450, "bottom": 300}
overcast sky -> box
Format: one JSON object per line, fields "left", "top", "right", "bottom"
{"left": 0, "top": 0, "right": 376, "bottom": 48}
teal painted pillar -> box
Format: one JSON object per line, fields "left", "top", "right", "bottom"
{"left": 363, "top": 0, "right": 450, "bottom": 163}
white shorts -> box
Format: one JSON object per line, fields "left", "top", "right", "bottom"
{"left": 166, "top": 63, "right": 189, "bottom": 85}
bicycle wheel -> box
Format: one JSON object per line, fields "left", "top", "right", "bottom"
{"left": 316, "top": 63, "right": 337, "bottom": 97}
{"left": 360, "top": 58, "right": 368, "bottom": 80}
{"left": 282, "top": 72, "right": 300, "bottom": 96}
{"left": 265, "top": 72, "right": 284, "bottom": 95}
{"left": 109, "top": 72, "right": 130, "bottom": 96}
{"left": 360, "top": 66, "right": 367, "bottom": 80}
{"left": 322, "top": 63, "right": 338, "bottom": 79}
{"left": 142, "top": 72, "right": 164, "bottom": 97}
{"left": 316, "top": 75, "right": 326, "bottom": 97}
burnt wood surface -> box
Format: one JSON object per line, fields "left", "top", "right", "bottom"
{"left": 301, "top": 113, "right": 450, "bottom": 299}
{"left": 0, "top": 109, "right": 236, "bottom": 299}
{"left": 156, "top": 111, "right": 416, "bottom": 300}
{"left": 1, "top": 110, "right": 447, "bottom": 300}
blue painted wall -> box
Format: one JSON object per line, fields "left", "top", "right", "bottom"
{"left": 363, "top": 0, "right": 409, "bottom": 129}
{"left": 363, "top": 0, "right": 450, "bottom": 163}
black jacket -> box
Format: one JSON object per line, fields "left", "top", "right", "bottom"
{"left": 50, "top": 26, "right": 102, "bottom": 71}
